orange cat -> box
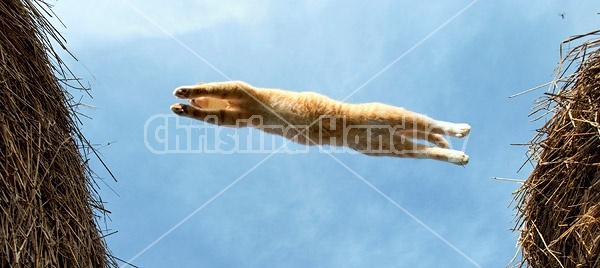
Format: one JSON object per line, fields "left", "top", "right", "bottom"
{"left": 170, "top": 81, "right": 471, "bottom": 165}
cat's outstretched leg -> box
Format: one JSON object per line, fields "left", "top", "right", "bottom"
{"left": 170, "top": 103, "right": 250, "bottom": 127}
{"left": 381, "top": 106, "right": 471, "bottom": 138}
{"left": 360, "top": 138, "right": 469, "bottom": 165}
{"left": 431, "top": 121, "right": 471, "bottom": 138}
{"left": 172, "top": 81, "right": 256, "bottom": 126}
{"left": 173, "top": 81, "right": 254, "bottom": 99}
{"left": 186, "top": 81, "right": 233, "bottom": 110}
{"left": 423, "top": 147, "right": 469, "bottom": 165}
{"left": 404, "top": 141, "right": 469, "bottom": 165}
{"left": 399, "top": 116, "right": 471, "bottom": 138}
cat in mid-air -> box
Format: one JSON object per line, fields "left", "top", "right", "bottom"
{"left": 170, "top": 81, "right": 471, "bottom": 165}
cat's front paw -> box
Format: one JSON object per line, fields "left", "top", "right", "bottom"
{"left": 447, "top": 150, "right": 469, "bottom": 165}
{"left": 173, "top": 87, "right": 192, "bottom": 99}
{"left": 170, "top": 103, "right": 188, "bottom": 115}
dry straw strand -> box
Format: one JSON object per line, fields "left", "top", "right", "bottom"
{"left": 512, "top": 29, "right": 600, "bottom": 268}
{"left": 1, "top": 0, "right": 117, "bottom": 267}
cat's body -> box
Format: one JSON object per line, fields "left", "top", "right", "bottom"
{"left": 171, "top": 81, "right": 471, "bottom": 165}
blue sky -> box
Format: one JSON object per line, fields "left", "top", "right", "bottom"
{"left": 51, "top": 1, "right": 598, "bottom": 267}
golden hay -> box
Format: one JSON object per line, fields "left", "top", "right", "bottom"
{"left": 0, "top": 0, "right": 116, "bottom": 266}
{"left": 512, "top": 30, "right": 600, "bottom": 268}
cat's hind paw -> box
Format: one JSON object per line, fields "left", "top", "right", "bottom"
{"left": 447, "top": 151, "right": 469, "bottom": 165}
{"left": 452, "top": 123, "right": 471, "bottom": 138}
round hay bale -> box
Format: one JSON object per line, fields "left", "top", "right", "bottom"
{"left": 513, "top": 30, "right": 600, "bottom": 268}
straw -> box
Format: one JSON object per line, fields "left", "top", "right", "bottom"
{"left": 0, "top": 1, "right": 116, "bottom": 266}
{"left": 511, "top": 30, "right": 600, "bottom": 268}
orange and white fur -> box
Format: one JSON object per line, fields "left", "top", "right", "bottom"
{"left": 170, "top": 81, "right": 471, "bottom": 165}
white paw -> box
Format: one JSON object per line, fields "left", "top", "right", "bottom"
{"left": 447, "top": 150, "right": 469, "bottom": 165}
{"left": 452, "top": 123, "right": 471, "bottom": 138}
